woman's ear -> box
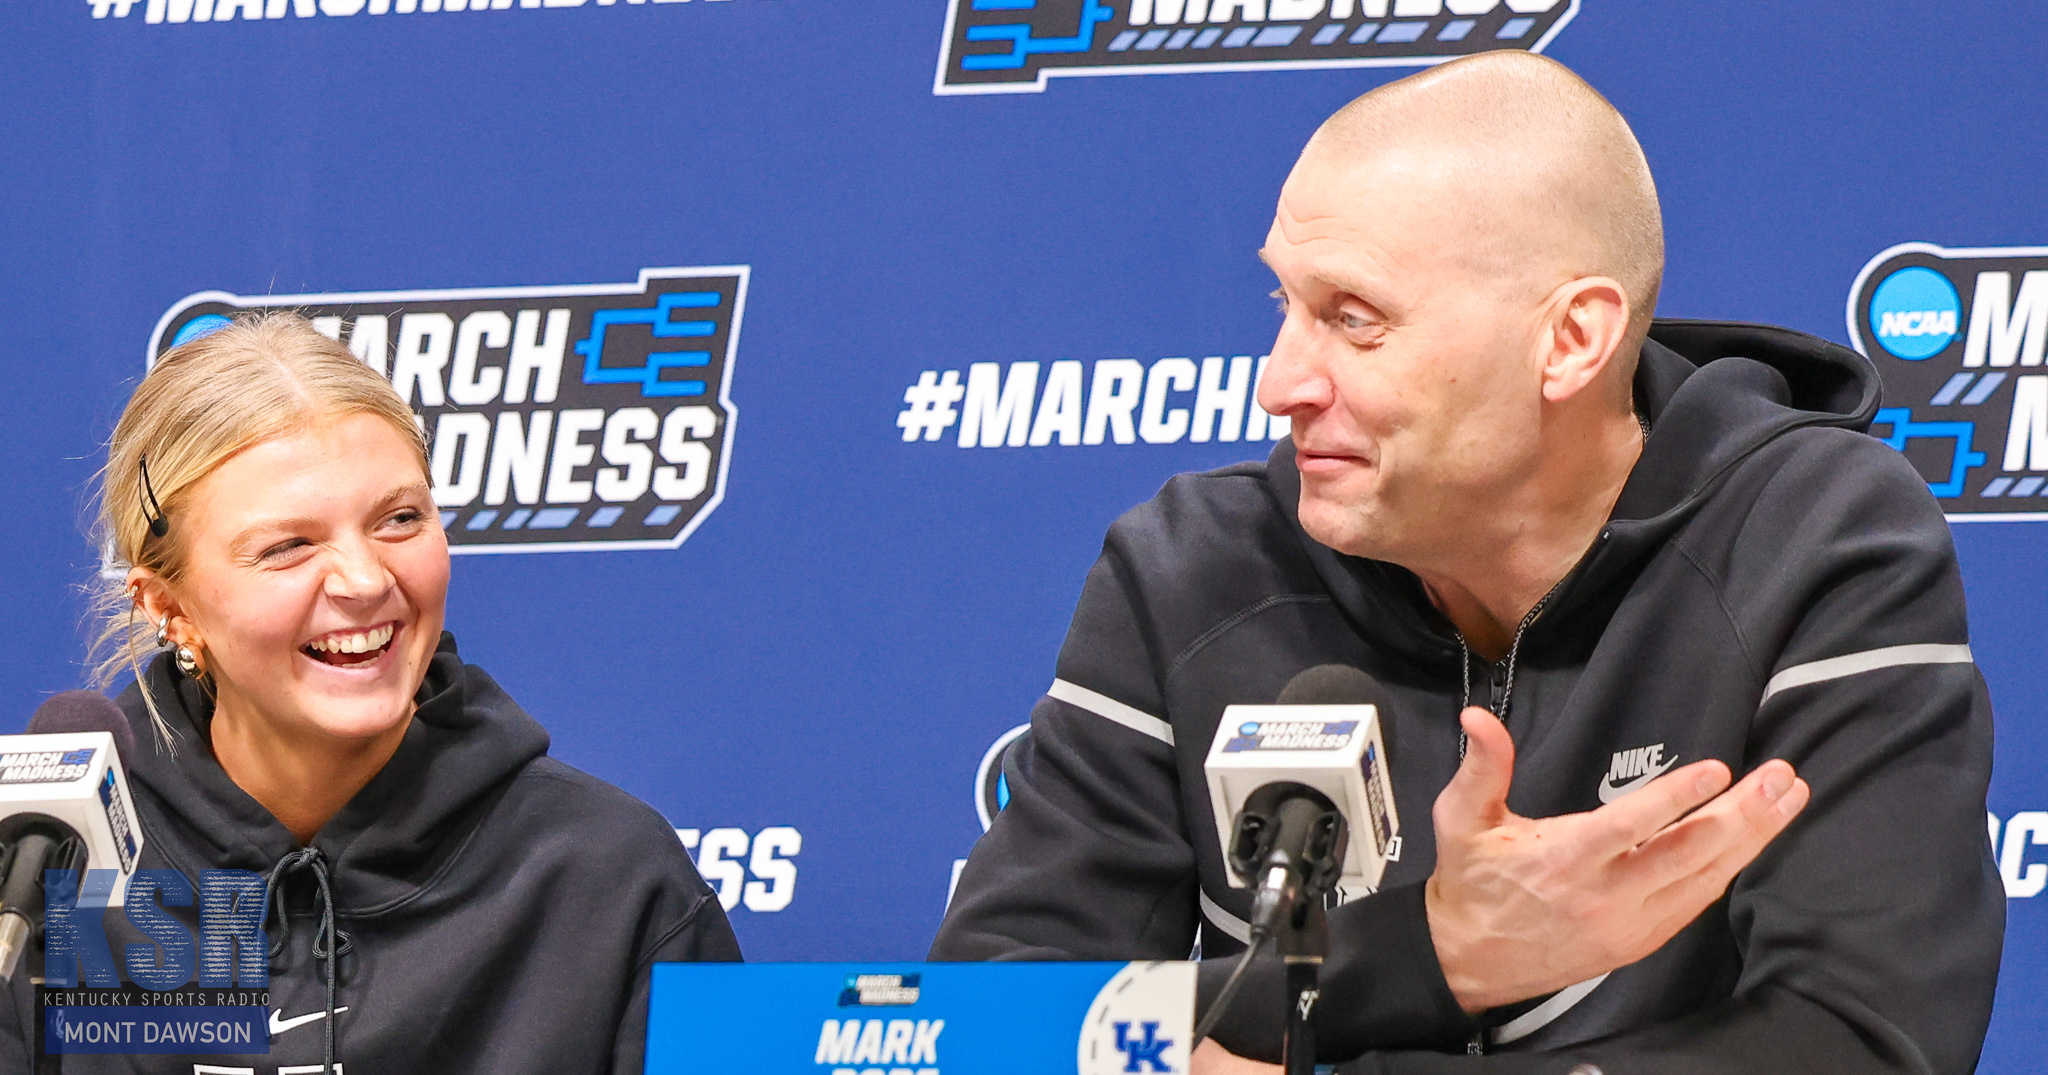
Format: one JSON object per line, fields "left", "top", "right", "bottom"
{"left": 126, "top": 568, "right": 193, "bottom": 648}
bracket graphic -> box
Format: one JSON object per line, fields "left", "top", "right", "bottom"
{"left": 574, "top": 291, "right": 720, "bottom": 398}
{"left": 1873, "top": 407, "right": 1987, "bottom": 498}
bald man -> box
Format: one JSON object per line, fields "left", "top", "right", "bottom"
{"left": 932, "top": 53, "right": 2002, "bottom": 1075}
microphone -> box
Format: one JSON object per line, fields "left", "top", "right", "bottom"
{"left": 1204, "top": 665, "right": 1400, "bottom": 917}
{"left": 1193, "top": 666, "right": 1401, "bottom": 1065}
{"left": 0, "top": 691, "right": 146, "bottom": 980}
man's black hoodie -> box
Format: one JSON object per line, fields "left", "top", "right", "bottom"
{"left": 933, "top": 321, "right": 2004, "bottom": 1073}
{"left": 1, "top": 633, "right": 740, "bottom": 1074}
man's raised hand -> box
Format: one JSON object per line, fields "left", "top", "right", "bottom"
{"left": 1426, "top": 707, "right": 1810, "bottom": 1014}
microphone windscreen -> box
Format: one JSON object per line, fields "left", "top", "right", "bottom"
{"left": 1276, "top": 664, "right": 1386, "bottom": 707}
{"left": 28, "top": 690, "right": 135, "bottom": 758}
{"left": 1275, "top": 665, "right": 1394, "bottom": 764}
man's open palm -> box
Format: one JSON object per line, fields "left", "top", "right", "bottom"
{"left": 1427, "top": 707, "right": 1810, "bottom": 1014}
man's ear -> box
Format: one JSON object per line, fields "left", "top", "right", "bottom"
{"left": 1538, "top": 276, "right": 1631, "bottom": 405}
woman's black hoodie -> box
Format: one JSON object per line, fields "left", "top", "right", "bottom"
{"left": 1, "top": 632, "right": 740, "bottom": 1074}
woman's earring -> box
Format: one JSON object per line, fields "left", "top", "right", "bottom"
{"left": 154, "top": 618, "right": 171, "bottom": 649}
{"left": 175, "top": 644, "right": 201, "bottom": 677}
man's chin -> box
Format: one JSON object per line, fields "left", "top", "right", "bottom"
{"left": 1295, "top": 497, "right": 1389, "bottom": 561}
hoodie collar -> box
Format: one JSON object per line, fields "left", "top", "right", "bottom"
{"left": 1270, "top": 318, "right": 1881, "bottom": 662}
{"left": 117, "top": 632, "right": 550, "bottom": 911}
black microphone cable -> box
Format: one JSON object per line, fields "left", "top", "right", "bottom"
{"left": 1191, "top": 924, "right": 1270, "bottom": 1047}
{"left": 1191, "top": 864, "right": 1296, "bottom": 1047}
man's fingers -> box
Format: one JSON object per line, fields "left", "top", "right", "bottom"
{"left": 1191, "top": 1038, "right": 1282, "bottom": 1075}
{"left": 1632, "top": 778, "right": 1812, "bottom": 947}
{"left": 1585, "top": 759, "right": 1733, "bottom": 854}
{"left": 1628, "top": 762, "right": 1809, "bottom": 895}
{"left": 1433, "top": 707, "right": 1517, "bottom": 835}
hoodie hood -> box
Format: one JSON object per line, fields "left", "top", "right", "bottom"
{"left": 1268, "top": 317, "right": 1882, "bottom": 662}
{"left": 116, "top": 631, "right": 550, "bottom": 912}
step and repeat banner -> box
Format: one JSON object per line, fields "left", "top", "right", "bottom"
{"left": 1, "top": 0, "right": 2042, "bottom": 1069}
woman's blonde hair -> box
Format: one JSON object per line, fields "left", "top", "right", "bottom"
{"left": 89, "top": 311, "right": 429, "bottom": 736}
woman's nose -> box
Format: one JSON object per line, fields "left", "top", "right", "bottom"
{"left": 324, "top": 545, "right": 393, "bottom": 602}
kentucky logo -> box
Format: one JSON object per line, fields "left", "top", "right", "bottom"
{"left": 1849, "top": 244, "right": 2048, "bottom": 518}
{"left": 935, "top": 0, "right": 1578, "bottom": 96}
{"left": 1114, "top": 1021, "right": 1174, "bottom": 1073}
{"left": 148, "top": 267, "right": 747, "bottom": 552}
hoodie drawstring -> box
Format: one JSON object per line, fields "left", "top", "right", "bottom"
{"left": 266, "top": 847, "right": 352, "bottom": 1075}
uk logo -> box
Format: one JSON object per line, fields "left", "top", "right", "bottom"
{"left": 1849, "top": 244, "right": 2048, "bottom": 518}
{"left": 1114, "top": 1021, "right": 1174, "bottom": 1072}
{"left": 148, "top": 267, "right": 747, "bottom": 552}
{"left": 935, "top": 0, "right": 1578, "bottom": 96}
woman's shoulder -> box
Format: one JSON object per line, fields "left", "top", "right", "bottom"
{"left": 496, "top": 756, "right": 696, "bottom": 860}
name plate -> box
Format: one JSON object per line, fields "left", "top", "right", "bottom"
{"left": 646, "top": 961, "right": 1194, "bottom": 1074}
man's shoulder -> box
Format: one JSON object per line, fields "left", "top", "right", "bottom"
{"left": 1062, "top": 456, "right": 1336, "bottom": 689}
{"left": 1727, "top": 424, "right": 1950, "bottom": 531}
{"left": 1682, "top": 424, "right": 1959, "bottom": 589}
{"left": 1103, "top": 458, "right": 1304, "bottom": 573}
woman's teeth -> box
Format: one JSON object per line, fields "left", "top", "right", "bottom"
{"left": 305, "top": 624, "right": 395, "bottom": 664}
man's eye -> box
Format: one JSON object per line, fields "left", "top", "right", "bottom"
{"left": 1341, "top": 312, "right": 1372, "bottom": 330}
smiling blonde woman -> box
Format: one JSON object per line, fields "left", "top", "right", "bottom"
{"left": 4, "top": 312, "right": 740, "bottom": 1074}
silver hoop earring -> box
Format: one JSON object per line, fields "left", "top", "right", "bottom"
{"left": 175, "top": 645, "right": 201, "bottom": 678}
{"left": 154, "top": 618, "right": 171, "bottom": 649}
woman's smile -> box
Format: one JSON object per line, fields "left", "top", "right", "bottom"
{"left": 300, "top": 620, "right": 402, "bottom": 670}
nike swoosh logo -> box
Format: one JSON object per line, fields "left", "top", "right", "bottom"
{"left": 270, "top": 1006, "right": 349, "bottom": 1037}
{"left": 1598, "top": 757, "right": 1677, "bottom": 804}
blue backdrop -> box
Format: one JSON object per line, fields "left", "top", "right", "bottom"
{"left": 1, "top": 1, "right": 2041, "bottom": 1069}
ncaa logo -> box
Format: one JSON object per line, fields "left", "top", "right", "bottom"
{"left": 1849, "top": 243, "right": 2048, "bottom": 517}
{"left": 936, "top": 0, "right": 1578, "bottom": 96}
{"left": 1868, "top": 266, "right": 1960, "bottom": 360}
{"left": 976, "top": 724, "right": 1031, "bottom": 831}
{"left": 149, "top": 267, "right": 747, "bottom": 553}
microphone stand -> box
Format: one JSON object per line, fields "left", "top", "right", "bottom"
{"left": 1213, "top": 784, "right": 1348, "bottom": 1074}
{"left": 1279, "top": 879, "right": 1330, "bottom": 1075}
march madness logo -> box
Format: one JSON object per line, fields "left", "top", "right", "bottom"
{"left": 149, "top": 267, "right": 746, "bottom": 552}
{"left": 935, "top": 0, "right": 1577, "bottom": 95}
{"left": 1849, "top": 244, "right": 2048, "bottom": 519}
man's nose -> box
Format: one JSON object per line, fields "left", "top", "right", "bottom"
{"left": 1257, "top": 316, "right": 1332, "bottom": 418}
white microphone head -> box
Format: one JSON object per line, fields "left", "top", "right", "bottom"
{"left": 1205, "top": 666, "right": 1399, "bottom": 896}
{"left": 0, "top": 697, "right": 144, "bottom": 906}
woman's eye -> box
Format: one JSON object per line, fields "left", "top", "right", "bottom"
{"left": 260, "top": 539, "right": 308, "bottom": 561}
{"left": 380, "top": 507, "right": 430, "bottom": 535}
